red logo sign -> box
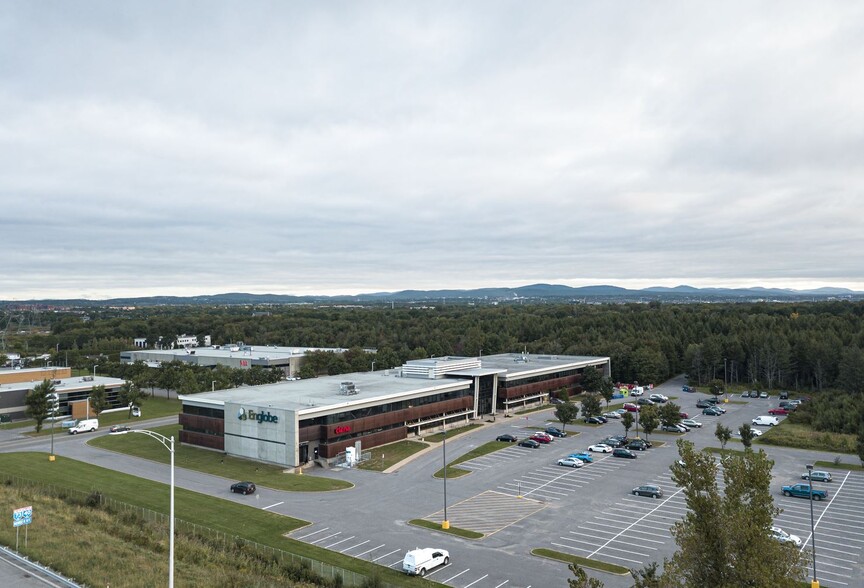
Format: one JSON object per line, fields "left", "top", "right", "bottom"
{"left": 240, "top": 360, "right": 248, "bottom": 367}
{"left": 334, "top": 425, "right": 351, "bottom": 435}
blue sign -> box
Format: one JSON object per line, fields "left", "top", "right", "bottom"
{"left": 13, "top": 506, "right": 32, "bottom": 528}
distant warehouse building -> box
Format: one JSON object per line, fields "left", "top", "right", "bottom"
{"left": 178, "top": 353, "right": 610, "bottom": 467}
{"left": 121, "top": 344, "right": 355, "bottom": 378}
{"left": 0, "top": 369, "right": 127, "bottom": 421}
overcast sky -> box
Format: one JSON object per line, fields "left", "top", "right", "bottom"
{"left": 2, "top": 2, "right": 863, "bottom": 300}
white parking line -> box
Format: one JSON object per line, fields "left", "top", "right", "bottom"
{"left": 323, "top": 535, "right": 355, "bottom": 549}
{"left": 588, "top": 487, "right": 685, "bottom": 559}
{"left": 262, "top": 501, "right": 284, "bottom": 510}
{"left": 493, "top": 581, "right": 509, "bottom": 588}
{"left": 801, "top": 471, "right": 851, "bottom": 552}
{"left": 310, "top": 532, "right": 341, "bottom": 545}
{"left": 356, "top": 543, "right": 386, "bottom": 557}
{"left": 295, "top": 526, "right": 329, "bottom": 540}
{"left": 464, "top": 574, "right": 489, "bottom": 587}
{"left": 341, "top": 539, "right": 369, "bottom": 553}
{"left": 372, "top": 548, "right": 400, "bottom": 562}
{"left": 441, "top": 568, "right": 469, "bottom": 582}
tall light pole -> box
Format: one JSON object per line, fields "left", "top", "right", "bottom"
{"left": 370, "top": 361, "right": 375, "bottom": 372}
{"left": 441, "top": 423, "right": 449, "bottom": 530}
{"left": 806, "top": 463, "right": 819, "bottom": 588}
{"left": 212, "top": 380, "right": 216, "bottom": 392}
{"left": 116, "top": 429, "right": 175, "bottom": 588}
{"left": 93, "top": 365, "right": 98, "bottom": 379}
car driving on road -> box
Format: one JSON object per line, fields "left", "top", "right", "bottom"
{"left": 496, "top": 434, "right": 518, "bottom": 442}
{"left": 230, "top": 481, "right": 256, "bottom": 495}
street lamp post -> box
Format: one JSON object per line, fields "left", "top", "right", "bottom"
{"left": 370, "top": 361, "right": 375, "bottom": 372}
{"left": 93, "top": 365, "right": 97, "bottom": 379}
{"left": 212, "top": 380, "right": 216, "bottom": 392}
{"left": 116, "top": 429, "right": 175, "bottom": 588}
{"left": 441, "top": 423, "right": 449, "bottom": 530}
{"left": 806, "top": 463, "right": 819, "bottom": 588}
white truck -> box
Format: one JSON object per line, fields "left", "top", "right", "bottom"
{"left": 68, "top": 419, "right": 99, "bottom": 434}
{"left": 402, "top": 548, "right": 450, "bottom": 576}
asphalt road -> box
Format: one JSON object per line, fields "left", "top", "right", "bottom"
{"left": 1, "top": 379, "right": 861, "bottom": 588}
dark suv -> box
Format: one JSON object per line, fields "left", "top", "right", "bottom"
{"left": 613, "top": 448, "right": 637, "bottom": 459}
{"left": 627, "top": 439, "right": 650, "bottom": 451}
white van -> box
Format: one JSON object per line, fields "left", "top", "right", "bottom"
{"left": 68, "top": 419, "right": 99, "bottom": 434}
{"left": 752, "top": 415, "right": 779, "bottom": 427}
{"left": 402, "top": 548, "right": 450, "bottom": 576}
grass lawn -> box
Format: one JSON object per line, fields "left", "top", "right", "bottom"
{"left": 408, "top": 519, "right": 484, "bottom": 539}
{"left": 358, "top": 440, "right": 428, "bottom": 471}
{"left": 0, "top": 453, "right": 427, "bottom": 587}
{"left": 706, "top": 446, "right": 749, "bottom": 456}
{"left": 25, "top": 396, "right": 182, "bottom": 437}
{"left": 758, "top": 422, "right": 857, "bottom": 454}
{"left": 512, "top": 404, "right": 551, "bottom": 415}
{"left": 89, "top": 424, "right": 352, "bottom": 492}
{"left": 814, "top": 460, "right": 864, "bottom": 472}
{"left": 531, "top": 548, "right": 630, "bottom": 575}
{"left": 433, "top": 440, "right": 513, "bottom": 479}
{"left": 424, "top": 423, "right": 482, "bottom": 443}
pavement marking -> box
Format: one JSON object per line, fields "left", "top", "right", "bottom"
{"left": 423, "top": 490, "right": 546, "bottom": 535}
{"left": 493, "top": 581, "right": 509, "bottom": 588}
{"left": 294, "top": 526, "right": 329, "bottom": 540}
{"left": 341, "top": 539, "right": 370, "bottom": 553}
{"left": 262, "top": 501, "right": 284, "bottom": 510}
{"left": 323, "top": 535, "right": 355, "bottom": 549}
{"left": 441, "top": 568, "right": 470, "bottom": 582}
{"left": 371, "top": 547, "right": 399, "bottom": 561}
{"left": 587, "top": 487, "right": 685, "bottom": 559}
{"left": 310, "top": 531, "right": 341, "bottom": 545}
{"left": 800, "top": 470, "right": 850, "bottom": 552}
{"left": 463, "top": 574, "right": 489, "bottom": 587}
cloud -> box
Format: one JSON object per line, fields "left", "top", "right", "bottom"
{"left": 2, "top": 1, "right": 864, "bottom": 299}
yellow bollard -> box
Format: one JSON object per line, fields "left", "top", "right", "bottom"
{"left": 442, "top": 520, "right": 450, "bottom": 530}
{"left": 48, "top": 455, "right": 55, "bottom": 462}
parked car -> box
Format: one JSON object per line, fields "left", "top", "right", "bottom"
{"left": 696, "top": 399, "right": 713, "bottom": 409}
{"left": 705, "top": 397, "right": 721, "bottom": 405}
{"left": 778, "top": 401, "right": 796, "bottom": 410}
{"left": 637, "top": 398, "right": 655, "bottom": 406}
{"left": 779, "top": 391, "right": 789, "bottom": 400}
{"left": 584, "top": 416, "right": 605, "bottom": 424}
{"left": 545, "top": 426, "right": 567, "bottom": 438}
{"left": 679, "top": 412, "right": 689, "bottom": 419}
{"left": 789, "top": 399, "right": 803, "bottom": 406}
{"left": 602, "top": 437, "right": 624, "bottom": 448}
{"left": 557, "top": 457, "right": 584, "bottom": 468}
{"left": 759, "top": 391, "right": 769, "bottom": 399}
{"left": 681, "top": 419, "right": 703, "bottom": 428}
{"left": 518, "top": 439, "right": 540, "bottom": 449}
{"left": 702, "top": 407, "right": 723, "bottom": 416}
{"left": 230, "top": 481, "right": 256, "bottom": 495}
{"left": 682, "top": 385, "right": 692, "bottom": 392}
{"left": 627, "top": 439, "right": 650, "bottom": 451}
{"left": 768, "top": 408, "right": 789, "bottom": 416}
{"left": 781, "top": 483, "right": 827, "bottom": 500}
{"left": 603, "top": 411, "right": 621, "bottom": 420}
{"left": 630, "top": 388, "right": 644, "bottom": 396}
{"left": 801, "top": 471, "right": 832, "bottom": 482}
{"left": 613, "top": 448, "right": 637, "bottom": 459}
{"left": 770, "top": 526, "right": 802, "bottom": 547}
{"left": 588, "top": 443, "right": 613, "bottom": 453}
{"left": 550, "top": 397, "right": 565, "bottom": 405}
{"left": 752, "top": 415, "right": 780, "bottom": 426}
{"left": 131, "top": 405, "right": 141, "bottom": 417}
{"left": 496, "top": 434, "right": 518, "bottom": 442}
{"left": 632, "top": 484, "right": 663, "bottom": 498}
{"left": 623, "top": 403, "right": 640, "bottom": 412}
{"left": 649, "top": 393, "right": 668, "bottom": 403}
{"left": 402, "top": 548, "right": 449, "bottom": 577}
{"left": 109, "top": 425, "right": 131, "bottom": 433}
{"left": 530, "top": 433, "right": 553, "bottom": 444}
{"left": 661, "top": 424, "right": 686, "bottom": 433}
{"left": 568, "top": 452, "right": 593, "bottom": 463}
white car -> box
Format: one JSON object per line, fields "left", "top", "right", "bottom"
{"left": 681, "top": 419, "right": 703, "bottom": 428}
{"left": 588, "top": 444, "right": 613, "bottom": 453}
{"left": 603, "top": 411, "right": 621, "bottom": 420}
{"left": 649, "top": 393, "right": 668, "bottom": 403}
{"left": 557, "top": 457, "right": 584, "bottom": 468}
{"left": 403, "top": 548, "right": 450, "bottom": 577}
{"left": 630, "top": 389, "right": 644, "bottom": 396}
{"left": 770, "top": 526, "right": 802, "bottom": 547}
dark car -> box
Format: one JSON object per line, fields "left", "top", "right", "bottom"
{"left": 230, "top": 481, "right": 256, "bottom": 495}
{"left": 602, "top": 437, "right": 624, "bottom": 448}
{"left": 702, "top": 407, "right": 722, "bottom": 416}
{"left": 636, "top": 398, "right": 655, "bottom": 406}
{"left": 696, "top": 399, "right": 712, "bottom": 409}
{"left": 518, "top": 439, "right": 540, "bottom": 449}
{"left": 779, "top": 391, "right": 789, "bottom": 400}
{"left": 550, "top": 397, "right": 565, "bottom": 405}
{"left": 583, "top": 416, "right": 605, "bottom": 424}
{"left": 627, "top": 439, "right": 650, "bottom": 451}
{"left": 496, "top": 434, "right": 518, "bottom": 442}
{"left": 109, "top": 425, "right": 131, "bottom": 433}
{"left": 545, "top": 426, "right": 567, "bottom": 438}
{"left": 613, "top": 448, "right": 637, "bottom": 459}
{"left": 632, "top": 484, "right": 663, "bottom": 498}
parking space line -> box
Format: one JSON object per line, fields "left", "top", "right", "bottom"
{"left": 371, "top": 548, "right": 400, "bottom": 562}
{"left": 441, "top": 568, "right": 469, "bottom": 582}
{"left": 310, "top": 531, "right": 341, "bottom": 545}
{"left": 341, "top": 539, "right": 369, "bottom": 553}
{"left": 493, "top": 581, "right": 509, "bottom": 588}
{"left": 463, "top": 574, "right": 489, "bottom": 587}
{"left": 588, "top": 487, "right": 685, "bottom": 559}
{"left": 323, "top": 535, "right": 355, "bottom": 549}
{"left": 262, "top": 501, "right": 284, "bottom": 510}
{"left": 295, "top": 526, "right": 329, "bottom": 540}
{"left": 801, "top": 471, "right": 851, "bottom": 551}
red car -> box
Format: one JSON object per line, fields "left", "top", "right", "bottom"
{"left": 530, "top": 432, "right": 553, "bottom": 444}
{"left": 679, "top": 412, "right": 689, "bottom": 419}
{"left": 623, "top": 403, "right": 640, "bottom": 412}
{"left": 768, "top": 408, "right": 789, "bottom": 415}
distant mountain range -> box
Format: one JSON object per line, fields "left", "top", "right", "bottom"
{"left": 2, "top": 284, "right": 862, "bottom": 308}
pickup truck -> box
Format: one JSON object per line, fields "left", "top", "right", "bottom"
{"left": 781, "top": 483, "right": 827, "bottom": 500}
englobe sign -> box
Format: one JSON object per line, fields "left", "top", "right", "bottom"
{"left": 237, "top": 408, "right": 279, "bottom": 424}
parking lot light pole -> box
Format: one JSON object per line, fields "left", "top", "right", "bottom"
{"left": 806, "top": 463, "right": 818, "bottom": 588}
{"left": 441, "top": 424, "right": 449, "bottom": 530}
{"left": 117, "top": 429, "right": 175, "bottom": 588}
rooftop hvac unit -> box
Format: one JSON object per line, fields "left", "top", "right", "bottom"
{"left": 82, "top": 376, "right": 94, "bottom": 382}
{"left": 339, "top": 381, "right": 358, "bottom": 395}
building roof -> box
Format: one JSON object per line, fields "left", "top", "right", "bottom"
{"left": 0, "top": 375, "right": 126, "bottom": 393}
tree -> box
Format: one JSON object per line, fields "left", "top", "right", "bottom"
{"left": 622, "top": 411, "right": 634, "bottom": 437}
{"left": 580, "top": 367, "right": 603, "bottom": 395}
{"left": 715, "top": 423, "right": 732, "bottom": 451}
{"left": 25, "top": 379, "right": 54, "bottom": 432}
{"left": 598, "top": 377, "right": 615, "bottom": 408}
{"left": 659, "top": 402, "right": 683, "bottom": 428}
{"left": 568, "top": 562, "right": 605, "bottom": 588}
{"left": 664, "top": 439, "right": 806, "bottom": 587}
{"left": 837, "top": 346, "right": 864, "bottom": 395}
{"left": 89, "top": 385, "right": 107, "bottom": 415}
{"left": 640, "top": 405, "right": 659, "bottom": 441}
{"left": 630, "top": 562, "right": 663, "bottom": 588}
{"left": 739, "top": 423, "right": 756, "bottom": 449}
{"left": 709, "top": 379, "right": 724, "bottom": 399}
{"left": 555, "top": 401, "right": 579, "bottom": 431}
{"left": 858, "top": 425, "right": 864, "bottom": 467}
{"left": 580, "top": 394, "right": 602, "bottom": 419}
{"left": 117, "top": 382, "right": 145, "bottom": 417}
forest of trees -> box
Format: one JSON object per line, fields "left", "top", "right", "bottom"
{"left": 4, "top": 300, "right": 864, "bottom": 397}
